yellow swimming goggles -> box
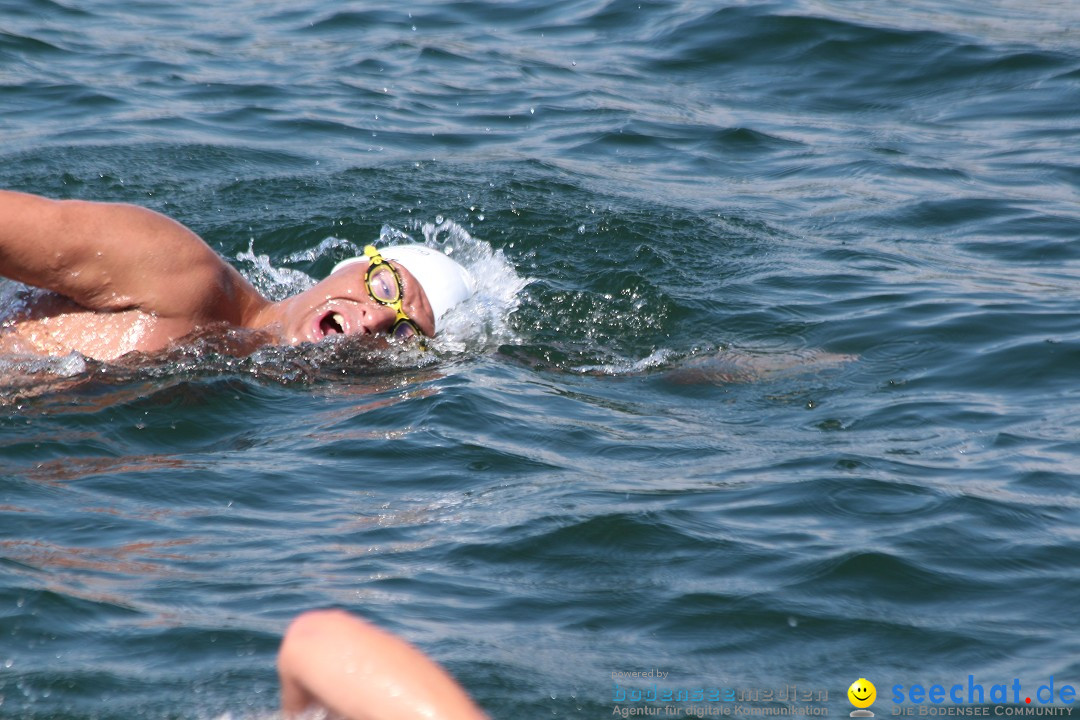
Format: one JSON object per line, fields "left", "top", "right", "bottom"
{"left": 363, "top": 245, "right": 425, "bottom": 345}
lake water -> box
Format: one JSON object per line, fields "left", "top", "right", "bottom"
{"left": 2, "top": 0, "right": 1080, "bottom": 718}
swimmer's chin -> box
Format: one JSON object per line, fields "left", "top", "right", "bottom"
{"left": 300, "top": 333, "right": 395, "bottom": 353}
{"left": 254, "top": 316, "right": 382, "bottom": 347}
{"left": 183, "top": 324, "right": 400, "bottom": 356}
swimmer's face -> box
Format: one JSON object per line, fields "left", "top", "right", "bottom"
{"left": 848, "top": 679, "right": 876, "bottom": 709}
{"left": 267, "top": 259, "right": 435, "bottom": 345}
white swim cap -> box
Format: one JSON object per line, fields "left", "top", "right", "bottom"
{"left": 332, "top": 244, "right": 475, "bottom": 332}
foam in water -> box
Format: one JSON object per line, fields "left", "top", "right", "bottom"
{"left": 574, "top": 348, "right": 679, "bottom": 376}
{"left": 409, "top": 217, "right": 530, "bottom": 353}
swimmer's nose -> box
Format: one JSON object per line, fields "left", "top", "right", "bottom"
{"left": 358, "top": 303, "right": 398, "bottom": 336}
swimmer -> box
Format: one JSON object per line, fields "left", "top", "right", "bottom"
{"left": 277, "top": 609, "right": 489, "bottom": 720}
{"left": 0, "top": 190, "right": 475, "bottom": 360}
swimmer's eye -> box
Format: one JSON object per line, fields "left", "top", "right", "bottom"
{"left": 392, "top": 320, "right": 418, "bottom": 341}
{"left": 367, "top": 267, "right": 400, "bottom": 303}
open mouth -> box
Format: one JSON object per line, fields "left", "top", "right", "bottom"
{"left": 318, "top": 311, "right": 347, "bottom": 337}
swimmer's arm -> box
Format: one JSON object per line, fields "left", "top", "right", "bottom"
{"left": 278, "top": 609, "right": 489, "bottom": 720}
{"left": 0, "top": 190, "right": 265, "bottom": 321}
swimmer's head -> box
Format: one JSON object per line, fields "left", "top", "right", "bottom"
{"left": 253, "top": 243, "right": 473, "bottom": 346}
{"left": 332, "top": 244, "right": 475, "bottom": 333}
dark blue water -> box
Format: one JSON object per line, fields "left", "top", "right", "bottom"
{"left": 2, "top": 0, "right": 1080, "bottom": 718}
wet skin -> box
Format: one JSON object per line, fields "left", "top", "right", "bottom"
{"left": 0, "top": 260, "right": 435, "bottom": 361}
{"left": 251, "top": 261, "right": 436, "bottom": 346}
{"left": 0, "top": 191, "right": 436, "bottom": 362}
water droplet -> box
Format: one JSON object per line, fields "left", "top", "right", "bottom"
{"left": 577, "top": 224, "right": 586, "bottom": 234}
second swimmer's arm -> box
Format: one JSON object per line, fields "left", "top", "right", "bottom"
{"left": 277, "top": 609, "right": 489, "bottom": 720}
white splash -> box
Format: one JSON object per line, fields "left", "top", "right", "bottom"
{"left": 409, "top": 218, "right": 530, "bottom": 353}
{"left": 574, "top": 348, "right": 678, "bottom": 376}
{"left": 236, "top": 240, "right": 317, "bottom": 302}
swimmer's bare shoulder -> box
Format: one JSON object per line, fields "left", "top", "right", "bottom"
{"left": 0, "top": 191, "right": 271, "bottom": 358}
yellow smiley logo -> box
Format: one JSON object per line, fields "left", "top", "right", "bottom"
{"left": 848, "top": 678, "right": 876, "bottom": 708}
